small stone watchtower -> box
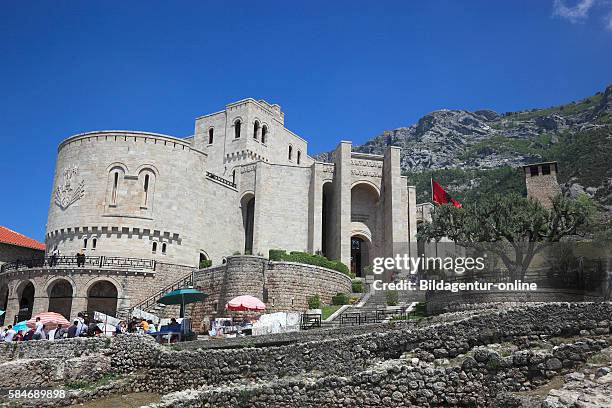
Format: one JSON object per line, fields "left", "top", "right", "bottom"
{"left": 522, "top": 161, "right": 561, "bottom": 209}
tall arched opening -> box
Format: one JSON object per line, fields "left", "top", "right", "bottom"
{"left": 48, "top": 279, "right": 73, "bottom": 319}
{"left": 321, "top": 181, "right": 334, "bottom": 257}
{"left": 350, "top": 182, "right": 380, "bottom": 277}
{"left": 18, "top": 281, "right": 35, "bottom": 322}
{"left": 241, "top": 193, "right": 255, "bottom": 255}
{"left": 87, "top": 280, "right": 118, "bottom": 316}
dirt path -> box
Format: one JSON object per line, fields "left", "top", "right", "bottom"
{"left": 67, "top": 392, "right": 160, "bottom": 408}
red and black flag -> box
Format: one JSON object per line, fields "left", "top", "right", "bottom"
{"left": 431, "top": 179, "right": 462, "bottom": 208}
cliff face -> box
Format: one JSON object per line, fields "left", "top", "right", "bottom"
{"left": 315, "top": 85, "right": 612, "bottom": 207}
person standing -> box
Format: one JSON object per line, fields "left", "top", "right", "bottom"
{"left": 3, "top": 325, "right": 16, "bottom": 342}
{"left": 33, "top": 317, "right": 44, "bottom": 340}
{"left": 67, "top": 321, "right": 78, "bottom": 338}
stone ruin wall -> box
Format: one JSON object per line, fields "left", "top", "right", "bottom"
{"left": 0, "top": 302, "right": 610, "bottom": 407}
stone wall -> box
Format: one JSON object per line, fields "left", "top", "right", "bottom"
{"left": 0, "top": 262, "right": 194, "bottom": 324}
{"left": 0, "top": 302, "right": 610, "bottom": 408}
{"left": 189, "top": 256, "right": 352, "bottom": 331}
{"left": 426, "top": 288, "right": 605, "bottom": 314}
{"left": 0, "top": 243, "right": 44, "bottom": 267}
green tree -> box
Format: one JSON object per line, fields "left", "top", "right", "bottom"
{"left": 418, "top": 193, "right": 596, "bottom": 280}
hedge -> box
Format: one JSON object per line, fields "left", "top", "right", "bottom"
{"left": 307, "top": 294, "right": 321, "bottom": 310}
{"left": 351, "top": 279, "right": 363, "bottom": 293}
{"left": 331, "top": 292, "right": 350, "bottom": 305}
{"left": 268, "top": 250, "right": 353, "bottom": 278}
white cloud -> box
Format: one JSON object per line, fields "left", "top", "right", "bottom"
{"left": 606, "top": 12, "right": 612, "bottom": 29}
{"left": 552, "top": 0, "right": 596, "bottom": 23}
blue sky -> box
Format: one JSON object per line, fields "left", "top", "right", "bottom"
{"left": 1, "top": 1, "right": 611, "bottom": 241}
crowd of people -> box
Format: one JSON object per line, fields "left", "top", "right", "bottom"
{"left": 0, "top": 313, "right": 182, "bottom": 343}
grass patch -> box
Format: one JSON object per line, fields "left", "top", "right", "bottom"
{"left": 66, "top": 374, "right": 118, "bottom": 391}
{"left": 321, "top": 305, "right": 341, "bottom": 320}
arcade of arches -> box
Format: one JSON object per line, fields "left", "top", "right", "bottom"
{"left": 0, "top": 278, "right": 120, "bottom": 325}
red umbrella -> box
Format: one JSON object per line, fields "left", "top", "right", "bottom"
{"left": 26, "top": 312, "right": 71, "bottom": 329}
{"left": 225, "top": 295, "right": 266, "bottom": 312}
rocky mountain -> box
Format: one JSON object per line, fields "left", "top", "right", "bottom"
{"left": 316, "top": 85, "right": 612, "bottom": 207}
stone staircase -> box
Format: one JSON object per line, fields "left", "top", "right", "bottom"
{"left": 322, "top": 280, "right": 426, "bottom": 328}
{"left": 116, "top": 271, "right": 196, "bottom": 321}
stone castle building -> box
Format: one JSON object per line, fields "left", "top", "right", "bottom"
{"left": 0, "top": 98, "right": 418, "bottom": 324}
{"left": 522, "top": 161, "right": 561, "bottom": 209}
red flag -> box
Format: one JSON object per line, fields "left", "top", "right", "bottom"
{"left": 432, "top": 179, "right": 462, "bottom": 208}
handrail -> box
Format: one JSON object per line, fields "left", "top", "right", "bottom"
{"left": 206, "top": 171, "right": 236, "bottom": 188}
{"left": 128, "top": 270, "right": 195, "bottom": 315}
{"left": 1, "top": 255, "right": 156, "bottom": 274}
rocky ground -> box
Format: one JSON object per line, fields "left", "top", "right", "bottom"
{"left": 0, "top": 302, "right": 610, "bottom": 408}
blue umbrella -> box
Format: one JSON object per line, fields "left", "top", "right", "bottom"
{"left": 13, "top": 321, "right": 28, "bottom": 331}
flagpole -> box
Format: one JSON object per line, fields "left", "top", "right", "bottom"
{"left": 430, "top": 178, "right": 434, "bottom": 203}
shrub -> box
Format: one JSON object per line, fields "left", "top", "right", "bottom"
{"left": 199, "top": 259, "right": 212, "bottom": 269}
{"left": 351, "top": 279, "right": 363, "bottom": 293}
{"left": 269, "top": 249, "right": 285, "bottom": 261}
{"left": 268, "top": 249, "right": 353, "bottom": 277}
{"left": 385, "top": 290, "right": 399, "bottom": 306}
{"left": 307, "top": 294, "right": 321, "bottom": 310}
{"left": 331, "top": 292, "right": 349, "bottom": 305}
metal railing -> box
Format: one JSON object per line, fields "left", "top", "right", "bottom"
{"left": 206, "top": 171, "right": 236, "bottom": 188}
{"left": 127, "top": 271, "right": 195, "bottom": 315}
{"left": 1, "top": 255, "right": 156, "bottom": 273}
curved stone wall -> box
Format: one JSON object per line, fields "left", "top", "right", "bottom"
{"left": 190, "top": 255, "right": 352, "bottom": 328}
{"left": 46, "top": 131, "right": 209, "bottom": 266}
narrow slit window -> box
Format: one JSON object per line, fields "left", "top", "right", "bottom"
{"left": 297, "top": 151, "right": 301, "bottom": 165}
{"left": 152, "top": 242, "right": 157, "bottom": 253}
{"left": 111, "top": 172, "right": 119, "bottom": 204}
{"left": 162, "top": 243, "right": 167, "bottom": 254}
{"left": 530, "top": 166, "right": 539, "bottom": 177}
{"left": 208, "top": 128, "right": 214, "bottom": 144}
{"left": 261, "top": 125, "right": 267, "bottom": 144}
{"left": 143, "top": 174, "right": 150, "bottom": 207}
{"left": 83, "top": 238, "right": 88, "bottom": 249}
{"left": 232, "top": 169, "right": 236, "bottom": 184}
{"left": 92, "top": 238, "right": 97, "bottom": 249}
{"left": 288, "top": 145, "right": 293, "bottom": 161}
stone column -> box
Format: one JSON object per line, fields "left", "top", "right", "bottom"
{"left": 332, "top": 142, "right": 352, "bottom": 267}
{"left": 382, "top": 146, "right": 408, "bottom": 260}
{"left": 4, "top": 292, "right": 19, "bottom": 325}
{"left": 308, "top": 163, "right": 323, "bottom": 254}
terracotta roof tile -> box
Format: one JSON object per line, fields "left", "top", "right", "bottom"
{"left": 0, "top": 226, "right": 45, "bottom": 251}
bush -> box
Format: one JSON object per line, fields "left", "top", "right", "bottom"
{"left": 351, "top": 279, "right": 363, "bottom": 293}
{"left": 307, "top": 294, "right": 321, "bottom": 310}
{"left": 385, "top": 290, "right": 399, "bottom": 306}
{"left": 199, "top": 259, "right": 212, "bottom": 269}
{"left": 269, "top": 249, "right": 285, "bottom": 261}
{"left": 331, "top": 292, "right": 350, "bottom": 305}
{"left": 268, "top": 249, "right": 353, "bottom": 277}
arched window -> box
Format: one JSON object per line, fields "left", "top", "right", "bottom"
{"left": 152, "top": 242, "right": 157, "bottom": 253}
{"left": 83, "top": 238, "right": 88, "bottom": 249}
{"left": 208, "top": 128, "right": 214, "bottom": 144}
{"left": 92, "top": 238, "right": 97, "bottom": 250}
{"left": 253, "top": 121, "right": 260, "bottom": 140}
{"left": 261, "top": 125, "right": 268, "bottom": 144}
{"left": 162, "top": 243, "right": 167, "bottom": 254}
{"left": 288, "top": 145, "right": 293, "bottom": 161}
{"left": 297, "top": 151, "right": 302, "bottom": 165}
{"left": 234, "top": 120, "right": 241, "bottom": 139}
{"left": 111, "top": 171, "right": 119, "bottom": 205}
{"left": 143, "top": 174, "right": 150, "bottom": 207}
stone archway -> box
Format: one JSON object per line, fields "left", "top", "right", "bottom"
{"left": 47, "top": 279, "right": 73, "bottom": 319}
{"left": 241, "top": 193, "right": 255, "bottom": 255}
{"left": 17, "top": 281, "right": 35, "bottom": 322}
{"left": 321, "top": 181, "right": 334, "bottom": 258}
{"left": 87, "top": 280, "right": 118, "bottom": 316}
{"left": 350, "top": 182, "right": 380, "bottom": 276}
